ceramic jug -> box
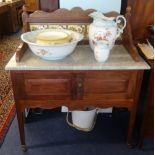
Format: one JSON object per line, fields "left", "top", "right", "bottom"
{"left": 89, "top": 12, "right": 126, "bottom": 50}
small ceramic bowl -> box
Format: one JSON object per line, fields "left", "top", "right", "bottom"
{"left": 21, "top": 29, "right": 83, "bottom": 60}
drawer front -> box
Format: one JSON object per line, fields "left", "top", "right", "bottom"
{"left": 25, "top": 78, "right": 70, "bottom": 96}
{"left": 13, "top": 71, "right": 138, "bottom": 103}
{"left": 83, "top": 71, "right": 137, "bottom": 101}
{"left": 17, "top": 72, "right": 73, "bottom": 100}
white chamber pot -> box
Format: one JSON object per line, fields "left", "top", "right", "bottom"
{"left": 66, "top": 108, "right": 98, "bottom": 131}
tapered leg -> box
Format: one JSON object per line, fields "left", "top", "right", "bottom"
{"left": 11, "top": 72, "right": 28, "bottom": 151}
{"left": 127, "top": 71, "right": 144, "bottom": 148}
{"left": 127, "top": 108, "right": 137, "bottom": 148}
{"left": 16, "top": 110, "right": 27, "bottom": 152}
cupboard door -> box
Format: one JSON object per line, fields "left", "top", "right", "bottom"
{"left": 83, "top": 71, "right": 137, "bottom": 101}
{"left": 17, "top": 72, "right": 73, "bottom": 100}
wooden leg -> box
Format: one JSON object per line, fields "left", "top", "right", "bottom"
{"left": 23, "top": 109, "right": 26, "bottom": 124}
{"left": 16, "top": 110, "right": 27, "bottom": 152}
{"left": 126, "top": 71, "right": 144, "bottom": 148}
{"left": 138, "top": 119, "right": 145, "bottom": 148}
{"left": 127, "top": 108, "right": 137, "bottom": 148}
{"left": 138, "top": 136, "right": 144, "bottom": 148}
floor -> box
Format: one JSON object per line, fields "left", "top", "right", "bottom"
{"left": 0, "top": 109, "right": 153, "bottom": 155}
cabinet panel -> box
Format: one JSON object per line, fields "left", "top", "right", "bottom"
{"left": 85, "top": 79, "right": 127, "bottom": 93}
{"left": 14, "top": 71, "right": 138, "bottom": 103}
{"left": 83, "top": 71, "right": 137, "bottom": 100}
{"left": 17, "top": 72, "right": 72, "bottom": 100}
{"left": 25, "top": 78, "right": 71, "bottom": 96}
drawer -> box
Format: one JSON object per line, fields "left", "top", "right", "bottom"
{"left": 83, "top": 71, "right": 137, "bottom": 101}
{"left": 17, "top": 72, "right": 73, "bottom": 100}
{"left": 25, "top": 78, "right": 70, "bottom": 96}
{"left": 14, "top": 71, "right": 138, "bottom": 103}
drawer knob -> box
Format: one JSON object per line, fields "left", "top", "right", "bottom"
{"left": 77, "top": 80, "right": 84, "bottom": 99}
{"left": 78, "top": 82, "right": 82, "bottom": 88}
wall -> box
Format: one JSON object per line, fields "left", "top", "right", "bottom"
{"left": 60, "top": 0, "right": 121, "bottom": 13}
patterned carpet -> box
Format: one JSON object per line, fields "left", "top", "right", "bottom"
{"left": 0, "top": 33, "right": 21, "bottom": 146}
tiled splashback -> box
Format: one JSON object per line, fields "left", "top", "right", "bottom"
{"left": 30, "top": 23, "right": 122, "bottom": 41}
{"left": 30, "top": 23, "right": 90, "bottom": 39}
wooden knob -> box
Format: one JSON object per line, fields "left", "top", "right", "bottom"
{"left": 78, "top": 82, "right": 82, "bottom": 88}
{"left": 126, "top": 6, "right": 132, "bottom": 14}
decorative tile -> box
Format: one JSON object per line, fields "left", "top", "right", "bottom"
{"left": 86, "top": 25, "right": 90, "bottom": 38}
{"left": 30, "top": 24, "right": 48, "bottom": 31}
{"left": 48, "top": 24, "right": 67, "bottom": 29}
{"left": 67, "top": 25, "right": 85, "bottom": 36}
{"left": 30, "top": 23, "right": 90, "bottom": 40}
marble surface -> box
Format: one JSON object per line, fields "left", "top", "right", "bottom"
{"left": 5, "top": 45, "right": 150, "bottom": 71}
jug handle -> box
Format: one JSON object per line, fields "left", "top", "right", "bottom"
{"left": 116, "top": 15, "right": 127, "bottom": 38}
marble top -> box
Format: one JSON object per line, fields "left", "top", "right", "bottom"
{"left": 5, "top": 45, "right": 150, "bottom": 71}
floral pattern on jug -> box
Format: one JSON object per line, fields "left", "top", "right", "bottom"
{"left": 92, "top": 30, "right": 112, "bottom": 45}
{"left": 89, "top": 12, "right": 126, "bottom": 50}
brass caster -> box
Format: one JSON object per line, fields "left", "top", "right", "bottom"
{"left": 21, "top": 145, "right": 27, "bottom": 152}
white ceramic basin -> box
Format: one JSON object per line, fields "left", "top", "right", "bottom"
{"left": 21, "top": 29, "right": 83, "bottom": 60}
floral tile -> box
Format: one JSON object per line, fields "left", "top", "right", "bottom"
{"left": 86, "top": 25, "right": 90, "bottom": 38}
{"left": 30, "top": 23, "right": 90, "bottom": 40}
{"left": 67, "top": 24, "right": 86, "bottom": 36}
{"left": 48, "top": 24, "right": 67, "bottom": 29}
{"left": 30, "top": 24, "right": 48, "bottom": 31}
